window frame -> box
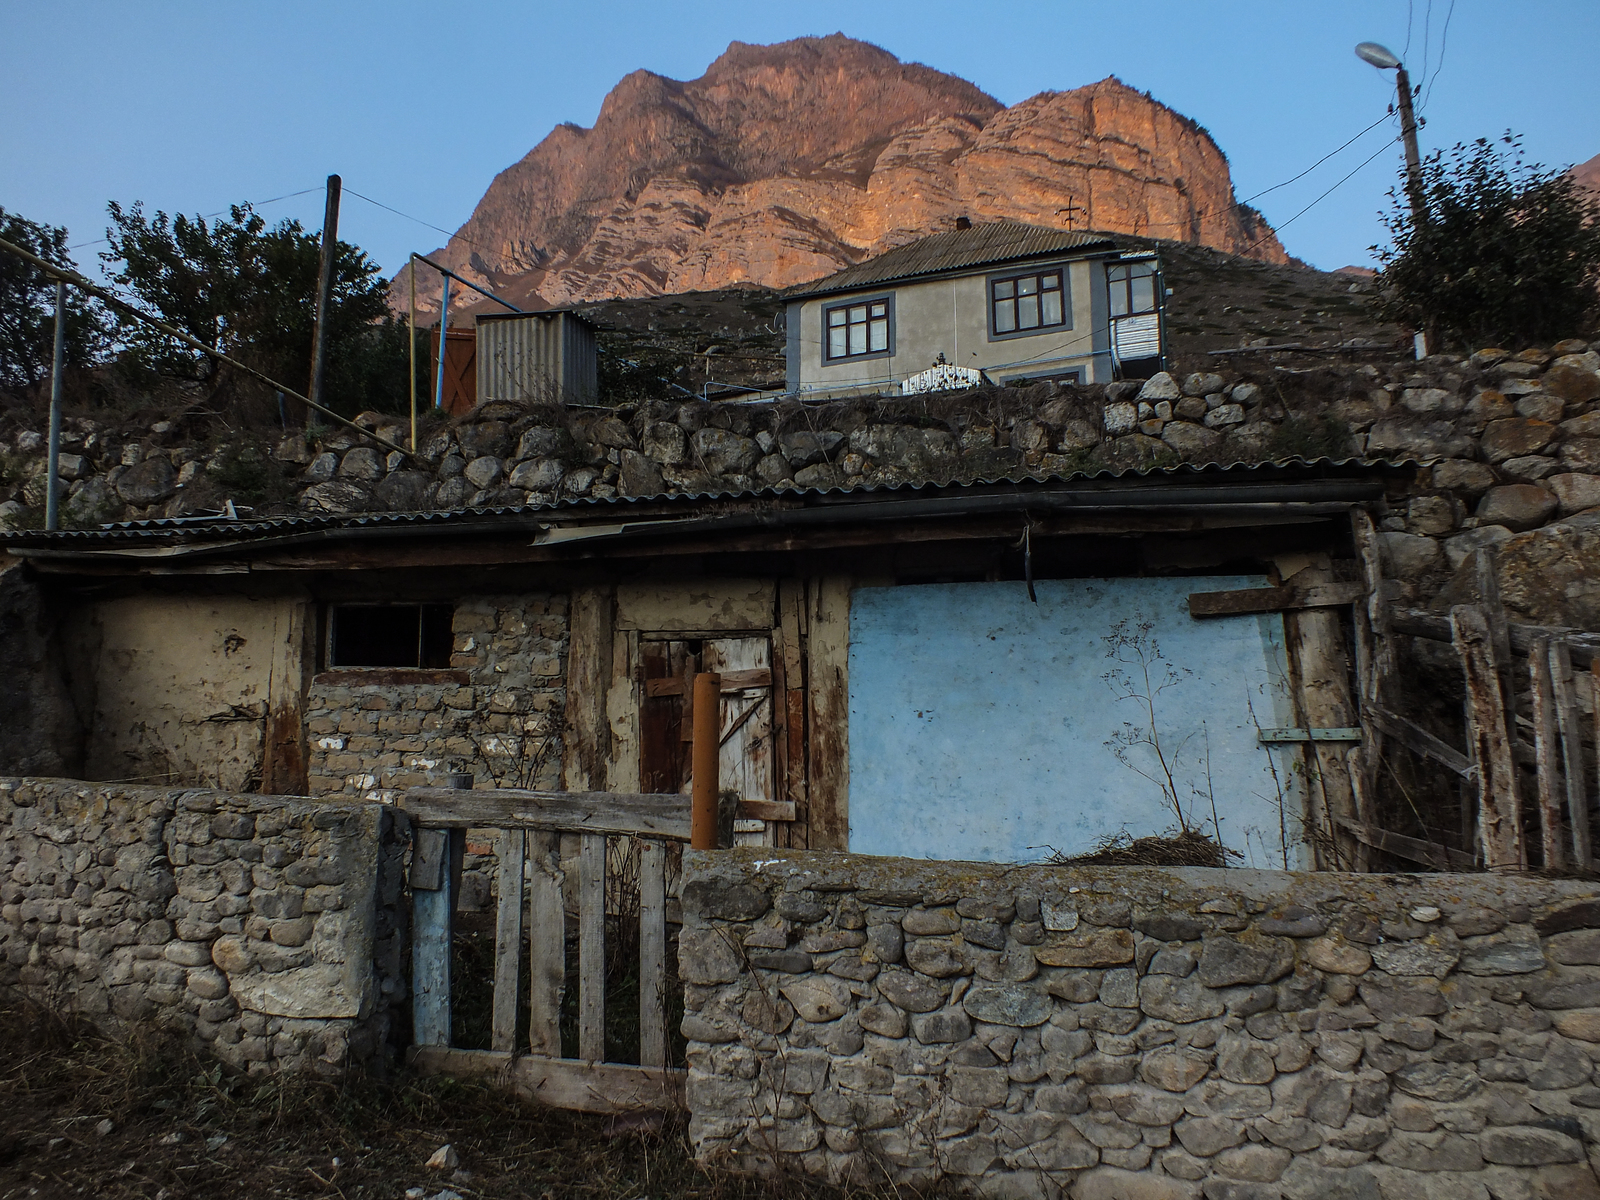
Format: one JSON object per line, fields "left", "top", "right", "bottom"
{"left": 820, "top": 293, "right": 895, "bottom": 365}
{"left": 1107, "top": 259, "right": 1160, "bottom": 319}
{"left": 325, "top": 602, "right": 456, "bottom": 671}
{"left": 987, "top": 264, "right": 1072, "bottom": 341}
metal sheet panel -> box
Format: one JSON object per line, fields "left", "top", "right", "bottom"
{"left": 1113, "top": 313, "right": 1162, "bottom": 360}
{"left": 477, "top": 313, "right": 597, "bottom": 406}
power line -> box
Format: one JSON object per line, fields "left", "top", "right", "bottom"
{"left": 1238, "top": 111, "right": 1395, "bottom": 208}
{"left": 344, "top": 187, "right": 483, "bottom": 250}
{"left": 1421, "top": 0, "right": 1458, "bottom": 111}
{"left": 1241, "top": 139, "right": 1396, "bottom": 256}
{"left": 1419, "top": 0, "right": 1434, "bottom": 89}
{"left": 67, "top": 186, "right": 323, "bottom": 252}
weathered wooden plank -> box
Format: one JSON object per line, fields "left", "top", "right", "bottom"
{"left": 607, "top": 629, "right": 641, "bottom": 793}
{"left": 411, "top": 828, "right": 461, "bottom": 1047}
{"left": 638, "top": 840, "right": 667, "bottom": 1071}
{"left": 1189, "top": 580, "right": 1363, "bottom": 617}
{"left": 645, "top": 669, "right": 771, "bottom": 697}
{"left": 526, "top": 830, "right": 564, "bottom": 1059}
{"left": 779, "top": 578, "right": 808, "bottom": 851}
{"left": 769, "top": 606, "right": 791, "bottom": 849}
{"left": 1550, "top": 641, "right": 1591, "bottom": 869}
{"left": 738, "top": 799, "right": 797, "bottom": 822}
{"left": 1257, "top": 727, "right": 1363, "bottom": 743}
{"left": 1530, "top": 637, "right": 1565, "bottom": 872}
{"left": 807, "top": 576, "right": 851, "bottom": 851}
{"left": 562, "top": 587, "right": 614, "bottom": 793}
{"left": 1390, "top": 607, "right": 1600, "bottom": 667}
{"left": 409, "top": 1046, "right": 684, "bottom": 1114}
{"left": 262, "top": 600, "right": 312, "bottom": 796}
{"left": 1365, "top": 705, "right": 1473, "bottom": 778}
{"left": 491, "top": 828, "right": 526, "bottom": 1053}
{"left": 402, "top": 788, "right": 691, "bottom": 841}
{"left": 1453, "top": 604, "right": 1523, "bottom": 870}
{"left": 313, "top": 667, "right": 469, "bottom": 687}
{"left": 1334, "top": 816, "right": 1477, "bottom": 871}
{"left": 1286, "top": 570, "right": 1363, "bottom": 870}
{"left": 578, "top": 833, "right": 605, "bottom": 1064}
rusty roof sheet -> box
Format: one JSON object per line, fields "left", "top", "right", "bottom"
{"left": 788, "top": 222, "right": 1119, "bottom": 300}
{"left": 0, "top": 456, "right": 1415, "bottom": 551}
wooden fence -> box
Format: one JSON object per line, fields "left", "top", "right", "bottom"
{"left": 400, "top": 786, "right": 689, "bottom": 1113}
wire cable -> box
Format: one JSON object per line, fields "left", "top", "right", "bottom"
{"left": 344, "top": 187, "right": 484, "bottom": 250}
{"left": 67, "top": 186, "right": 323, "bottom": 251}
{"left": 1237, "top": 110, "right": 1396, "bottom": 208}
{"left": 1241, "top": 139, "right": 1396, "bottom": 256}
{"left": 1421, "top": 0, "right": 1458, "bottom": 111}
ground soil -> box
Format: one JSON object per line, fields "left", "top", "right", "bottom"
{"left": 0, "top": 994, "right": 923, "bottom": 1200}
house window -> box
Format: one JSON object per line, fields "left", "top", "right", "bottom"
{"left": 992, "top": 270, "right": 1067, "bottom": 336}
{"left": 824, "top": 297, "right": 891, "bottom": 360}
{"left": 1108, "top": 260, "right": 1159, "bottom": 317}
{"left": 329, "top": 604, "right": 454, "bottom": 669}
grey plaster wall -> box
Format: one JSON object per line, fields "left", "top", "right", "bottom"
{"left": 682, "top": 847, "right": 1600, "bottom": 1200}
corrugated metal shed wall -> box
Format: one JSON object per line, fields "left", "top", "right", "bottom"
{"left": 477, "top": 313, "right": 597, "bottom": 406}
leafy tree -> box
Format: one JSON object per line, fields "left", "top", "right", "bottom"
{"left": 1373, "top": 134, "right": 1600, "bottom": 347}
{"left": 0, "top": 208, "right": 108, "bottom": 392}
{"left": 101, "top": 201, "right": 405, "bottom": 415}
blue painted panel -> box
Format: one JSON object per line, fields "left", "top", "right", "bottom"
{"left": 848, "top": 578, "right": 1303, "bottom": 867}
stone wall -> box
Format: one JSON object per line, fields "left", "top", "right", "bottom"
{"left": 305, "top": 592, "right": 568, "bottom": 802}
{"left": 0, "top": 778, "right": 406, "bottom": 1076}
{"left": 682, "top": 848, "right": 1600, "bottom": 1200}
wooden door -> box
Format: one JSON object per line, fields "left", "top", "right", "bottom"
{"left": 637, "top": 635, "right": 776, "bottom": 846}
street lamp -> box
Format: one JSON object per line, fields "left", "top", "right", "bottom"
{"left": 1355, "top": 41, "right": 1425, "bottom": 221}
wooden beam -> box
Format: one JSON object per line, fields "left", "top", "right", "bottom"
{"left": 738, "top": 798, "right": 797, "bottom": 822}
{"left": 577, "top": 833, "right": 605, "bottom": 1064}
{"left": 1530, "top": 637, "right": 1565, "bottom": 872}
{"left": 1335, "top": 816, "right": 1477, "bottom": 871}
{"left": 1365, "top": 704, "right": 1473, "bottom": 778}
{"left": 1391, "top": 607, "right": 1600, "bottom": 668}
{"left": 402, "top": 787, "right": 690, "bottom": 842}
{"left": 1550, "top": 641, "right": 1590, "bottom": 870}
{"left": 644, "top": 668, "right": 771, "bottom": 697}
{"left": 1188, "top": 580, "right": 1363, "bottom": 617}
{"left": 779, "top": 578, "right": 808, "bottom": 850}
{"left": 1453, "top": 604, "right": 1523, "bottom": 870}
{"left": 1257, "top": 727, "right": 1363, "bottom": 743}
{"left": 1286, "top": 568, "right": 1363, "bottom": 870}
{"left": 806, "top": 577, "right": 851, "bottom": 851}
{"left": 408, "top": 1047, "right": 684, "bottom": 1114}
{"left": 491, "top": 828, "right": 525, "bottom": 1054}
{"left": 312, "top": 667, "right": 469, "bottom": 687}
{"left": 638, "top": 840, "right": 667, "bottom": 1071}
{"left": 562, "top": 587, "right": 614, "bottom": 793}
{"left": 526, "top": 830, "right": 564, "bottom": 1059}
{"left": 262, "top": 600, "right": 312, "bottom": 796}
{"left": 412, "top": 828, "right": 462, "bottom": 1047}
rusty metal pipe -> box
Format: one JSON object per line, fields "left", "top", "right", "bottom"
{"left": 691, "top": 672, "right": 721, "bottom": 850}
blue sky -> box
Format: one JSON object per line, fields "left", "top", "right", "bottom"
{"left": 5, "top": 1, "right": 1595, "bottom": 282}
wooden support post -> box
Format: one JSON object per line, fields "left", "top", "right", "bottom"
{"left": 563, "top": 587, "right": 615, "bottom": 793}
{"left": 638, "top": 840, "right": 667, "bottom": 1070}
{"left": 490, "top": 828, "right": 526, "bottom": 1053}
{"left": 1285, "top": 567, "right": 1364, "bottom": 870}
{"left": 691, "top": 673, "right": 721, "bottom": 850}
{"left": 411, "top": 827, "right": 462, "bottom": 1047}
{"left": 1550, "top": 640, "right": 1590, "bottom": 869}
{"left": 1453, "top": 604, "right": 1523, "bottom": 870}
{"left": 779, "top": 579, "right": 809, "bottom": 849}
{"left": 525, "top": 830, "right": 564, "bottom": 1058}
{"left": 577, "top": 832, "right": 606, "bottom": 1063}
{"left": 1530, "top": 638, "right": 1565, "bottom": 872}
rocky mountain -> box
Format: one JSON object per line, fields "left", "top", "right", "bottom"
{"left": 1573, "top": 152, "right": 1600, "bottom": 199}
{"left": 402, "top": 35, "right": 1286, "bottom": 317}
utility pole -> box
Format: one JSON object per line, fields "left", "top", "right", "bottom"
{"left": 45, "top": 281, "right": 65, "bottom": 532}
{"left": 306, "top": 173, "right": 342, "bottom": 427}
{"left": 1356, "top": 42, "right": 1430, "bottom": 355}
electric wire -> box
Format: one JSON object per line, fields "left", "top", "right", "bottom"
{"left": 1421, "top": 0, "right": 1458, "bottom": 111}
{"left": 343, "top": 187, "right": 484, "bottom": 250}
{"left": 67, "top": 186, "right": 323, "bottom": 251}
{"left": 1241, "top": 140, "right": 1396, "bottom": 256}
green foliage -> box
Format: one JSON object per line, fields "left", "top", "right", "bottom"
{"left": 1373, "top": 134, "right": 1600, "bottom": 346}
{"left": 101, "top": 201, "right": 400, "bottom": 415}
{"left": 0, "top": 207, "right": 109, "bottom": 392}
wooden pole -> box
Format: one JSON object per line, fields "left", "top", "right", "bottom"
{"left": 1453, "top": 604, "right": 1523, "bottom": 870}
{"left": 691, "top": 672, "right": 722, "bottom": 850}
{"left": 1286, "top": 566, "right": 1363, "bottom": 869}
{"left": 307, "top": 174, "right": 341, "bottom": 427}
{"left": 45, "top": 280, "right": 65, "bottom": 531}
{"left": 408, "top": 262, "right": 418, "bottom": 452}
{"left": 1530, "top": 636, "right": 1564, "bottom": 872}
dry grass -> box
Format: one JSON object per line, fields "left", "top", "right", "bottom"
{"left": 1048, "top": 828, "right": 1234, "bottom": 868}
{"left": 0, "top": 991, "right": 933, "bottom": 1200}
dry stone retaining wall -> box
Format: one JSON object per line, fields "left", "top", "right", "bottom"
{"left": 0, "top": 778, "right": 406, "bottom": 1075}
{"left": 305, "top": 592, "right": 568, "bottom": 803}
{"left": 682, "top": 848, "right": 1600, "bottom": 1200}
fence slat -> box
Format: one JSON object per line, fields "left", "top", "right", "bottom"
{"left": 1531, "top": 637, "right": 1565, "bottom": 872}
{"left": 403, "top": 788, "right": 689, "bottom": 841}
{"left": 411, "top": 828, "right": 461, "bottom": 1047}
{"left": 639, "top": 840, "right": 667, "bottom": 1070}
{"left": 578, "top": 833, "right": 606, "bottom": 1063}
{"left": 527, "top": 830, "right": 564, "bottom": 1058}
{"left": 491, "top": 828, "right": 526, "bottom": 1053}
{"left": 1551, "top": 641, "right": 1591, "bottom": 869}
{"left": 1453, "top": 604, "right": 1523, "bottom": 870}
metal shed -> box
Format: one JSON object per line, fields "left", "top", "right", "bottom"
{"left": 476, "top": 311, "right": 598, "bottom": 407}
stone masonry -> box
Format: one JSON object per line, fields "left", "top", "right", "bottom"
{"left": 682, "top": 848, "right": 1600, "bottom": 1200}
{"left": 0, "top": 778, "right": 406, "bottom": 1076}
{"left": 305, "top": 592, "right": 568, "bottom": 802}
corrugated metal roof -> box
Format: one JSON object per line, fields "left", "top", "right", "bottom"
{"left": 789, "top": 223, "right": 1119, "bottom": 300}
{"left": 0, "top": 456, "right": 1416, "bottom": 551}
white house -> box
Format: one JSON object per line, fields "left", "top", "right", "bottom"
{"left": 784, "top": 221, "right": 1166, "bottom": 397}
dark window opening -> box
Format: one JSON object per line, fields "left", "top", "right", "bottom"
{"left": 992, "top": 269, "right": 1068, "bottom": 336}
{"left": 1108, "top": 260, "right": 1159, "bottom": 317}
{"left": 330, "top": 604, "right": 454, "bottom": 668}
